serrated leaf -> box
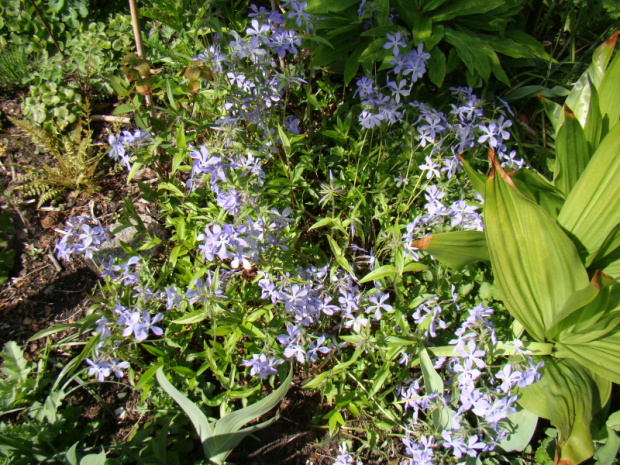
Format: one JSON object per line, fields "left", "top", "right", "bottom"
{"left": 1, "top": 342, "right": 32, "bottom": 382}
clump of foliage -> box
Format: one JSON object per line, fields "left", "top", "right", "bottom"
{"left": 9, "top": 106, "right": 104, "bottom": 207}
{"left": 0, "top": 45, "right": 30, "bottom": 92}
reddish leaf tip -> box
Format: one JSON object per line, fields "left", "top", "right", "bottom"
{"left": 412, "top": 236, "right": 431, "bottom": 250}
{"left": 604, "top": 30, "right": 619, "bottom": 49}
{"left": 487, "top": 150, "right": 517, "bottom": 188}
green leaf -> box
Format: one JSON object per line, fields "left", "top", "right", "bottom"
{"left": 344, "top": 45, "right": 364, "bottom": 86}
{"left": 207, "top": 368, "right": 292, "bottom": 463}
{"left": 555, "top": 326, "right": 620, "bottom": 385}
{"left": 546, "top": 271, "right": 615, "bottom": 340}
{"left": 584, "top": 81, "right": 603, "bottom": 155}
{"left": 539, "top": 95, "right": 564, "bottom": 135}
{"left": 419, "top": 347, "right": 452, "bottom": 429}
{"left": 598, "top": 52, "right": 620, "bottom": 136}
{"left": 111, "top": 103, "right": 134, "bottom": 115}
{"left": 358, "top": 264, "right": 397, "bottom": 284}
{"left": 172, "top": 310, "right": 207, "bottom": 325}
{"left": 79, "top": 449, "right": 107, "bottom": 465}
{"left": 594, "top": 428, "right": 620, "bottom": 465}
{"left": 509, "top": 169, "right": 565, "bottom": 220}
{"left": 588, "top": 224, "right": 620, "bottom": 280}
{"left": 430, "top": 0, "right": 505, "bottom": 21}
{"left": 1, "top": 342, "right": 32, "bottom": 382}
{"left": 496, "top": 406, "right": 538, "bottom": 453}
{"left": 557, "top": 124, "right": 620, "bottom": 265}
{"left": 156, "top": 367, "right": 215, "bottom": 453}
{"left": 518, "top": 358, "right": 607, "bottom": 464}
{"left": 412, "top": 231, "right": 489, "bottom": 269}
{"left": 427, "top": 47, "right": 446, "bottom": 87}
{"left": 484, "top": 152, "right": 589, "bottom": 341}
{"left": 457, "top": 154, "right": 486, "bottom": 196}
{"left": 554, "top": 107, "right": 590, "bottom": 196}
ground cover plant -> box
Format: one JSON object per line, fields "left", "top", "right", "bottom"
{"left": 1, "top": 1, "right": 619, "bottom": 464}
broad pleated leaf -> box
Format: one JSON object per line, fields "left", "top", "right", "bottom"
{"left": 557, "top": 124, "right": 620, "bottom": 265}
{"left": 518, "top": 358, "right": 610, "bottom": 465}
{"left": 554, "top": 107, "right": 590, "bottom": 196}
{"left": 598, "top": 51, "right": 620, "bottom": 136}
{"left": 584, "top": 82, "right": 603, "bottom": 155}
{"left": 589, "top": 224, "right": 620, "bottom": 280}
{"left": 509, "top": 168, "right": 565, "bottom": 219}
{"left": 547, "top": 271, "right": 615, "bottom": 340}
{"left": 412, "top": 231, "right": 489, "bottom": 270}
{"left": 565, "top": 31, "right": 618, "bottom": 130}
{"left": 484, "top": 151, "right": 589, "bottom": 341}
{"left": 555, "top": 325, "right": 620, "bottom": 385}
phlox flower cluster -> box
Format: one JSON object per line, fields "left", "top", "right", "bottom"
{"left": 197, "top": 208, "right": 293, "bottom": 270}
{"left": 401, "top": 184, "right": 484, "bottom": 261}
{"left": 55, "top": 215, "right": 111, "bottom": 262}
{"left": 86, "top": 295, "right": 165, "bottom": 382}
{"left": 356, "top": 41, "right": 430, "bottom": 129}
{"left": 107, "top": 129, "right": 153, "bottom": 170}
{"left": 398, "top": 301, "right": 543, "bottom": 464}
{"left": 244, "top": 257, "right": 395, "bottom": 378}
{"left": 193, "top": 2, "right": 310, "bottom": 159}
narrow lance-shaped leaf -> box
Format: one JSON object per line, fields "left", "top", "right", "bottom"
{"left": 484, "top": 150, "right": 589, "bottom": 341}
{"left": 412, "top": 231, "right": 489, "bottom": 270}
{"left": 457, "top": 154, "right": 486, "bottom": 197}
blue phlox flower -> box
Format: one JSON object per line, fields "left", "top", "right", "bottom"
{"left": 333, "top": 442, "right": 363, "bottom": 465}
{"left": 306, "top": 335, "right": 330, "bottom": 362}
{"left": 122, "top": 311, "right": 147, "bottom": 340}
{"left": 359, "top": 109, "right": 384, "bottom": 129}
{"left": 243, "top": 353, "right": 284, "bottom": 379}
{"left": 163, "top": 285, "right": 182, "bottom": 310}
{"left": 86, "top": 357, "right": 112, "bottom": 382}
{"left": 342, "top": 312, "right": 369, "bottom": 333}
{"left": 94, "top": 316, "right": 112, "bottom": 341}
{"left": 366, "top": 291, "right": 393, "bottom": 320}
{"left": 384, "top": 31, "right": 407, "bottom": 55}
{"left": 109, "top": 358, "right": 130, "bottom": 378}
{"left": 402, "top": 433, "right": 435, "bottom": 465}
{"left": 276, "top": 324, "right": 302, "bottom": 347}
{"left": 440, "top": 430, "right": 468, "bottom": 459}
{"left": 141, "top": 312, "right": 164, "bottom": 339}
{"left": 419, "top": 155, "right": 441, "bottom": 179}
{"left": 108, "top": 134, "right": 126, "bottom": 161}
{"left": 216, "top": 188, "right": 243, "bottom": 215}
{"left": 495, "top": 363, "right": 522, "bottom": 393}
{"left": 284, "top": 116, "right": 301, "bottom": 134}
